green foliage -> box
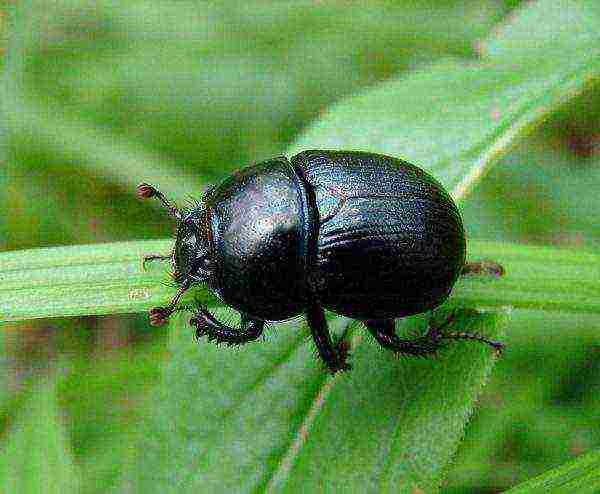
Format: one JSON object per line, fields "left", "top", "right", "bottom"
{"left": 130, "top": 310, "right": 506, "bottom": 493}
{"left": 0, "top": 240, "right": 176, "bottom": 322}
{"left": 1, "top": 239, "right": 599, "bottom": 324}
{"left": 0, "top": 379, "right": 80, "bottom": 494}
{"left": 506, "top": 449, "right": 600, "bottom": 494}
{"left": 1, "top": 0, "right": 599, "bottom": 492}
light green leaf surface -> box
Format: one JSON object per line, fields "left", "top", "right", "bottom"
{"left": 0, "top": 379, "right": 80, "bottom": 494}
{"left": 130, "top": 308, "right": 506, "bottom": 493}
{"left": 506, "top": 448, "right": 600, "bottom": 494}
{"left": 289, "top": 0, "right": 599, "bottom": 201}
{"left": 455, "top": 241, "right": 600, "bottom": 314}
{"left": 1, "top": 240, "right": 599, "bottom": 324}
{"left": 0, "top": 240, "right": 176, "bottom": 323}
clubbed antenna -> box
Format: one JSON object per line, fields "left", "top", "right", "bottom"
{"left": 148, "top": 279, "right": 191, "bottom": 326}
{"left": 137, "top": 182, "right": 183, "bottom": 220}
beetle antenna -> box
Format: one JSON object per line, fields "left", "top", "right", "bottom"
{"left": 148, "top": 279, "right": 191, "bottom": 326}
{"left": 137, "top": 182, "right": 183, "bottom": 220}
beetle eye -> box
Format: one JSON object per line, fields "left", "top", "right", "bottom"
{"left": 190, "top": 255, "right": 212, "bottom": 276}
{"left": 200, "top": 256, "right": 214, "bottom": 272}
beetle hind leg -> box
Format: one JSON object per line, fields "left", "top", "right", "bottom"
{"left": 365, "top": 318, "right": 444, "bottom": 357}
{"left": 191, "top": 307, "right": 264, "bottom": 346}
{"left": 434, "top": 312, "right": 504, "bottom": 354}
{"left": 366, "top": 312, "right": 504, "bottom": 357}
{"left": 426, "top": 311, "right": 504, "bottom": 354}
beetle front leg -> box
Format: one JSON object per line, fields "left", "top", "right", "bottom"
{"left": 191, "top": 307, "right": 264, "bottom": 346}
{"left": 148, "top": 280, "right": 191, "bottom": 326}
{"left": 306, "top": 303, "right": 351, "bottom": 374}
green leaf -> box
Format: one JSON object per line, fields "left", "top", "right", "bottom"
{"left": 444, "top": 308, "right": 600, "bottom": 491}
{"left": 0, "top": 240, "right": 176, "bottom": 323}
{"left": 0, "top": 378, "right": 80, "bottom": 494}
{"left": 289, "top": 0, "right": 599, "bottom": 201}
{"left": 1, "top": 240, "right": 598, "bottom": 324}
{"left": 505, "top": 449, "right": 600, "bottom": 494}
{"left": 455, "top": 241, "right": 600, "bottom": 314}
{"left": 1, "top": 0, "right": 504, "bottom": 200}
{"left": 482, "top": 0, "right": 599, "bottom": 61}
{"left": 128, "top": 308, "right": 506, "bottom": 493}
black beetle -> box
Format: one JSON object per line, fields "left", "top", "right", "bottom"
{"left": 138, "top": 150, "right": 503, "bottom": 373}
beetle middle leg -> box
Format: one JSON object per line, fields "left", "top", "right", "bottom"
{"left": 306, "top": 303, "right": 352, "bottom": 374}
{"left": 462, "top": 260, "right": 505, "bottom": 278}
{"left": 191, "top": 307, "right": 265, "bottom": 346}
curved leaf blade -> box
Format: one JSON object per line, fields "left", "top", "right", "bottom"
{"left": 289, "top": 1, "right": 599, "bottom": 200}
{"left": 0, "top": 240, "right": 176, "bottom": 323}
{"left": 506, "top": 449, "right": 600, "bottom": 494}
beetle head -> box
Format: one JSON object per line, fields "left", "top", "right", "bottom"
{"left": 172, "top": 208, "right": 213, "bottom": 285}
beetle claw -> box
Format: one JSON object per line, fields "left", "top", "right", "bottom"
{"left": 330, "top": 339, "right": 352, "bottom": 373}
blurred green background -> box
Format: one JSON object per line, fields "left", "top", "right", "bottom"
{"left": 1, "top": 1, "right": 599, "bottom": 492}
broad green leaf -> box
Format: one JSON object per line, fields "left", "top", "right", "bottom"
{"left": 482, "top": 0, "right": 599, "bottom": 61}
{"left": 444, "top": 308, "right": 600, "bottom": 491}
{"left": 129, "top": 308, "right": 507, "bottom": 493}
{"left": 1, "top": 240, "right": 599, "bottom": 324}
{"left": 1, "top": 0, "right": 504, "bottom": 200}
{"left": 121, "top": 2, "right": 600, "bottom": 489}
{"left": 0, "top": 378, "right": 80, "bottom": 494}
{"left": 506, "top": 449, "right": 600, "bottom": 494}
{"left": 289, "top": 0, "right": 599, "bottom": 201}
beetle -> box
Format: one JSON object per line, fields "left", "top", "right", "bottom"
{"left": 138, "top": 150, "right": 503, "bottom": 373}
